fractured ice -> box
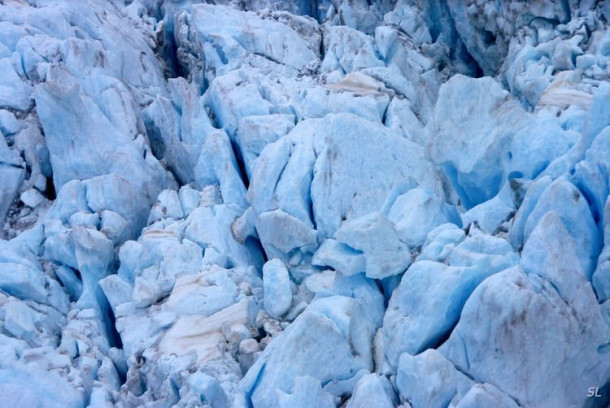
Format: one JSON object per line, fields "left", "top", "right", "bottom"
{"left": 0, "top": 0, "right": 610, "bottom": 407}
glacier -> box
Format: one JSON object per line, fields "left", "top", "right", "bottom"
{"left": 0, "top": 0, "right": 610, "bottom": 407}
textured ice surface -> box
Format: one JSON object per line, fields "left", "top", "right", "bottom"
{"left": 1, "top": 0, "right": 610, "bottom": 407}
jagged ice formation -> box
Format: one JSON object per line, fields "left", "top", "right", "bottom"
{"left": 0, "top": 0, "right": 610, "bottom": 407}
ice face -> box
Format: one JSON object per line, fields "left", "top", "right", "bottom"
{"left": 1, "top": 0, "right": 610, "bottom": 407}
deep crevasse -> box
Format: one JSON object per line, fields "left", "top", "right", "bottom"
{"left": 0, "top": 0, "right": 609, "bottom": 407}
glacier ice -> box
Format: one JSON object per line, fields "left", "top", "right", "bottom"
{"left": 396, "top": 349, "right": 474, "bottom": 407}
{"left": 1, "top": 0, "right": 610, "bottom": 407}
{"left": 383, "top": 231, "right": 519, "bottom": 362}
{"left": 262, "top": 259, "right": 292, "bottom": 318}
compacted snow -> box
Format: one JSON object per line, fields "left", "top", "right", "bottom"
{"left": 0, "top": 0, "right": 609, "bottom": 407}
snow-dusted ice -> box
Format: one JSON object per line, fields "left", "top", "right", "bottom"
{"left": 0, "top": 0, "right": 610, "bottom": 407}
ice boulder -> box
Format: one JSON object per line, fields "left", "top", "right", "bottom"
{"left": 451, "top": 383, "right": 519, "bottom": 408}
{"left": 0, "top": 135, "right": 25, "bottom": 223}
{"left": 521, "top": 211, "right": 601, "bottom": 308}
{"left": 184, "top": 204, "right": 264, "bottom": 269}
{"left": 235, "top": 114, "right": 295, "bottom": 179}
{"left": 428, "top": 74, "right": 577, "bottom": 209}
{"left": 396, "top": 349, "right": 473, "bottom": 408}
{"left": 142, "top": 78, "right": 215, "bottom": 185}
{"left": 518, "top": 177, "right": 600, "bottom": 279}
{"left": 304, "top": 83, "right": 390, "bottom": 123}
{"left": 191, "top": 4, "right": 317, "bottom": 80}
{"left": 0, "top": 228, "right": 67, "bottom": 308}
{"left": 439, "top": 263, "right": 610, "bottom": 408}
{"left": 383, "top": 1, "right": 432, "bottom": 45}
{"left": 428, "top": 75, "right": 526, "bottom": 208}
{"left": 0, "top": 57, "right": 32, "bottom": 111}
{"left": 263, "top": 259, "right": 293, "bottom": 318}
{"left": 320, "top": 26, "right": 384, "bottom": 73}
{"left": 417, "top": 223, "right": 466, "bottom": 263}
{"left": 248, "top": 113, "right": 443, "bottom": 266}
{"left": 326, "top": 0, "right": 394, "bottom": 35}
{"left": 0, "top": 364, "right": 83, "bottom": 408}
{"left": 383, "top": 231, "right": 519, "bottom": 362}
{"left": 205, "top": 69, "right": 273, "bottom": 137}
{"left": 594, "top": 197, "right": 610, "bottom": 301}
{"left": 239, "top": 274, "right": 383, "bottom": 407}
{"left": 34, "top": 66, "right": 174, "bottom": 198}
{"left": 312, "top": 212, "right": 412, "bottom": 279}
{"left": 276, "top": 376, "right": 336, "bottom": 408}
{"left": 44, "top": 225, "right": 114, "bottom": 316}
{"left": 384, "top": 186, "right": 461, "bottom": 249}
{"left": 193, "top": 130, "right": 248, "bottom": 208}
{"left": 446, "top": 0, "right": 572, "bottom": 75}
{"left": 461, "top": 182, "right": 517, "bottom": 234}
{"left": 346, "top": 373, "right": 397, "bottom": 408}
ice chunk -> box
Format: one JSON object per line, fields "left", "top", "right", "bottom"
{"left": 85, "top": 175, "right": 152, "bottom": 239}
{"left": 321, "top": 26, "right": 383, "bottom": 73}
{"left": 325, "top": 72, "right": 391, "bottom": 97}
{"left": 0, "top": 241, "right": 47, "bottom": 303}
{"left": 240, "top": 276, "right": 383, "bottom": 407}
{"left": 447, "top": 1, "right": 570, "bottom": 75}
{"left": 301, "top": 84, "right": 390, "bottom": 123}
{"left": 384, "top": 232, "right": 519, "bottom": 362}
{"left": 165, "top": 268, "right": 239, "bottom": 317}
{"left": 55, "top": 265, "right": 83, "bottom": 302}
{"left": 383, "top": 1, "right": 431, "bottom": 45}
{"left": 0, "top": 110, "right": 19, "bottom": 135}
{"left": 147, "top": 189, "right": 184, "bottom": 225}
{"left": 452, "top": 384, "right": 519, "bottom": 408}
{"left": 594, "top": 197, "right": 610, "bottom": 301}
{"left": 0, "top": 365, "right": 83, "bottom": 408}
{"left": 184, "top": 204, "right": 263, "bottom": 269}
{"left": 34, "top": 66, "right": 174, "bottom": 197}
{"left": 428, "top": 75, "right": 529, "bottom": 208}
{"left": 99, "top": 210, "right": 129, "bottom": 244}
{"left": 0, "top": 58, "right": 32, "bottom": 111}
{"left": 206, "top": 70, "right": 273, "bottom": 137}
{"left": 440, "top": 266, "right": 610, "bottom": 408}
{"left": 397, "top": 349, "right": 473, "bottom": 408}
{"left": 263, "top": 259, "right": 293, "bottom": 318}
{"left": 346, "top": 373, "right": 397, "bottom": 408}
{"left": 194, "top": 130, "right": 248, "bottom": 207}
{"left": 178, "top": 185, "right": 202, "bottom": 218}
{"left": 249, "top": 113, "right": 443, "bottom": 264}
{"left": 383, "top": 97, "right": 425, "bottom": 142}
{"left": 521, "top": 211, "right": 599, "bottom": 307}
{"left": 19, "top": 188, "right": 45, "bottom": 209}
{"left": 538, "top": 74, "right": 592, "bottom": 109}
{"left": 98, "top": 275, "right": 132, "bottom": 312}
{"left": 575, "top": 123, "right": 610, "bottom": 211}
{"left": 117, "top": 231, "right": 203, "bottom": 288}
{"left": 385, "top": 187, "right": 461, "bottom": 249}
{"left": 142, "top": 78, "right": 212, "bottom": 185}
{"left": 504, "top": 45, "right": 555, "bottom": 108}
{"left": 3, "top": 300, "right": 43, "bottom": 341}
{"left": 313, "top": 212, "right": 411, "bottom": 279}
{"left": 187, "top": 372, "right": 228, "bottom": 408}
{"left": 236, "top": 114, "right": 295, "bottom": 179}
{"left": 327, "top": 0, "right": 393, "bottom": 35}
{"left": 461, "top": 183, "right": 516, "bottom": 234}
{"left": 191, "top": 4, "right": 317, "bottom": 79}
{"left": 521, "top": 177, "right": 600, "bottom": 279}
{"left": 276, "top": 376, "right": 336, "bottom": 408}
{"left": 418, "top": 224, "right": 466, "bottom": 263}
{"left": 506, "top": 117, "right": 578, "bottom": 180}
{"left": 0, "top": 136, "right": 25, "bottom": 223}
